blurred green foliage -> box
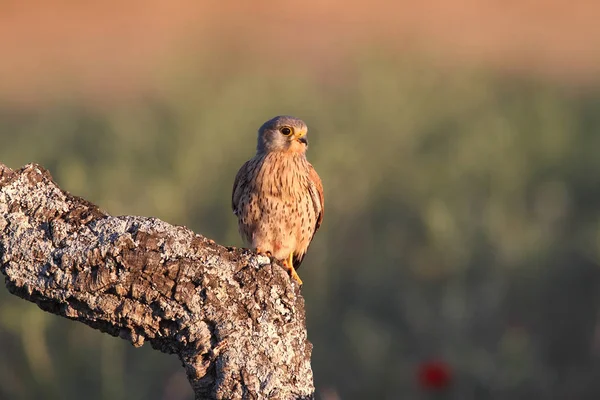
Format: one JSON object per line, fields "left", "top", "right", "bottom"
{"left": 2, "top": 54, "right": 600, "bottom": 399}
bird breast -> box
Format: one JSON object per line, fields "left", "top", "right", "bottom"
{"left": 239, "top": 152, "right": 316, "bottom": 258}
{"left": 253, "top": 152, "right": 310, "bottom": 198}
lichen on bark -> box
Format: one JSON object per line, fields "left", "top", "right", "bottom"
{"left": 0, "top": 163, "right": 314, "bottom": 400}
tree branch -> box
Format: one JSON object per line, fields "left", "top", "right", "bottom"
{"left": 0, "top": 163, "right": 314, "bottom": 400}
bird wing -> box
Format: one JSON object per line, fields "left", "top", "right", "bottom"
{"left": 293, "top": 163, "right": 324, "bottom": 269}
{"left": 308, "top": 163, "right": 324, "bottom": 233}
{"left": 232, "top": 160, "right": 251, "bottom": 215}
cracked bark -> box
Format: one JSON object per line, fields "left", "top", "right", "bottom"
{"left": 0, "top": 163, "right": 314, "bottom": 400}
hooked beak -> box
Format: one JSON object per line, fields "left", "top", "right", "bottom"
{"left": 296, "top": 129, "right": 308, "bottom": 145}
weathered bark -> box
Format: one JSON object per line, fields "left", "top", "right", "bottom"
{"left": 0, "top": 163, "right": 314, "bottom": 400}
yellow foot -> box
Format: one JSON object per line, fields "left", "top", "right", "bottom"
{"left": 255, "top": 247, "right": 272, "bottom": 257}
{"left": 290, "top": 268, "right": 303, "bottom": 286}
{"left": 282, "top": 255, "right": 303, "bottom": 286}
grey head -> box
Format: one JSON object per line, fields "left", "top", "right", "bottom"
{"left": 256, "top": 115, "right": 309, "bottom": 154}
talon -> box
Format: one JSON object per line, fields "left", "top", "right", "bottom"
{"left": 255, "top": 247, "right": 272, "bottom": 257}
{"left": 282, "top": 253, "right": 303, "bottom": 286}
{"left": 290, "top": 268, "right": 303, "bottom": 286}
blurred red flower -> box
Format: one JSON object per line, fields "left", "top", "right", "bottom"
{"left": 417, "top": 359, "right": 452, "bottom": 391}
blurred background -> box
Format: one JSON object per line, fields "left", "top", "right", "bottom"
{"left": 2, "top": 1, "right": 600, "bottom": 399}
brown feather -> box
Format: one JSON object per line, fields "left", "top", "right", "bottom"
{"left": 232, "top": 116, "right": 324, "bottom": 278}
{"left": 232, "top": 160, "right": 251, "bottom": 213}
{"left": 293, "top": 162, "right": 324, "bottom": 269}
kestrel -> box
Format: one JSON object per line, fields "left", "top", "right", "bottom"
{"left": 232, "top": 116, "right": 324, "bottom": 285}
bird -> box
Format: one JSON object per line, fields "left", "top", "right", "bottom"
{"left": 232, "top": 115, "right": 324, "bottom": 285}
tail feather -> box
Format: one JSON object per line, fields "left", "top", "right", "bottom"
{"left": 292, "top": 252, "right": 306, "bottom": 271}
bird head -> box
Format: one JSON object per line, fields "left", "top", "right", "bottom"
{"left": 256, "top": 115, "right": 309, "bottom": 154}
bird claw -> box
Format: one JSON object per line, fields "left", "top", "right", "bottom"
{"left": 255, "top": 247, "right": 272, "bottom": 257}
{"left": 282, "top": 260, "right": 303, "bottom": 286}
{"left": 290, "top": 270, "right": 303, "bottom": 286}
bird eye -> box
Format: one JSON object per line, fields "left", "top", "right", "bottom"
{"left": 280, "top": 127, "right": 293, "bottom": 136}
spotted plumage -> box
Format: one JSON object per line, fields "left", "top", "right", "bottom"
{"left": 232, "top": 116, "right": 324, "bottom": 285}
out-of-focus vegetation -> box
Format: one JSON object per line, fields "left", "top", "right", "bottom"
{"left": 2, "top": 54, "right": 600, "bottom": 400}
